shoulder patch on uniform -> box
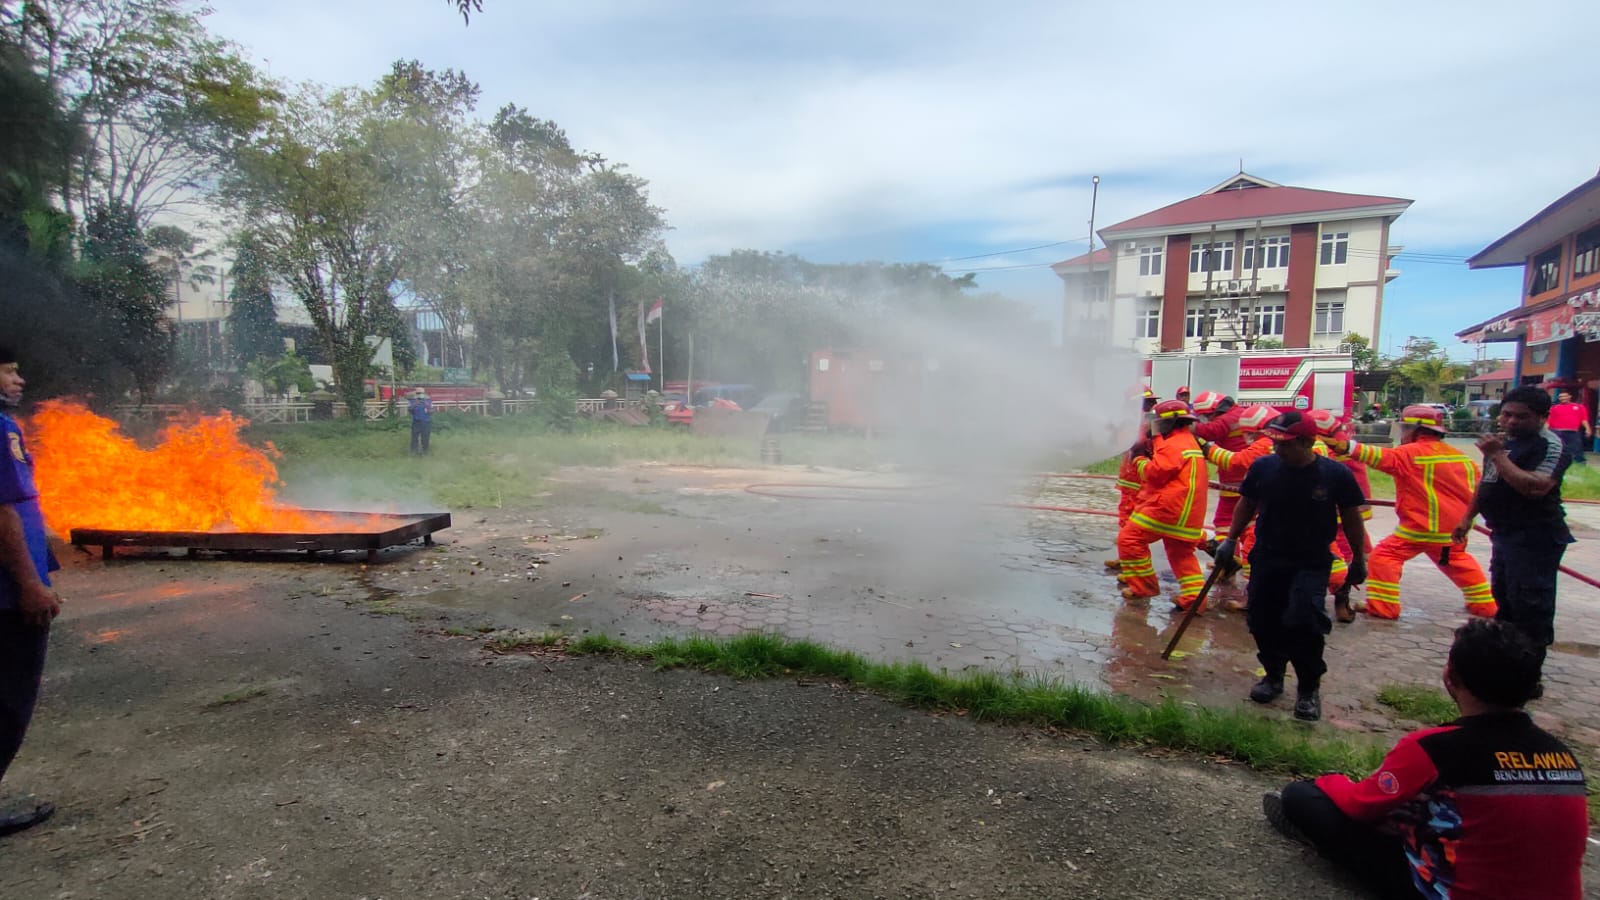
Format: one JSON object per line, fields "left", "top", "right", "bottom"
{"left": 9, "top": 432, "right": 23, "bottom": 462}
{"left": 1376, "top": 771, "right": 1400, "bottom": 794}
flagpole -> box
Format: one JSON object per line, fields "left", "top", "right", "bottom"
{"left": 658, "top": 306, "right": 664, "bottom": 392}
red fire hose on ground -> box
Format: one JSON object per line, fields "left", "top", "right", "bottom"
{"left": 747, "top": 472, "right": 1600, "bottom": 590}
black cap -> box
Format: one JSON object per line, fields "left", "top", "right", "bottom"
{"left": 0, "top": 344, "right": 16, "bottom": 365}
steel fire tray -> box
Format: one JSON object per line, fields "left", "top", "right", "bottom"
{"left": 71, "top": 511, "right": 452, "bottom": 563}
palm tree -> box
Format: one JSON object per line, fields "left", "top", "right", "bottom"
{"left": 1396, "top": 358, "right": 1467, "bottom": 403}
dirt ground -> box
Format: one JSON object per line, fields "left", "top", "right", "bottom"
{"left": 2, "top": 462, "right": 1596, "bottom": 897}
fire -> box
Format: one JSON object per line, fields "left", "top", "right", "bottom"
{"left": 29, "top": 401, "right": 379, "bottom": 534}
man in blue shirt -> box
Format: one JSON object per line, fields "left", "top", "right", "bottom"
{"left": 1453, "top": 386, "right": 1574, "bottom": 686}
{"left": 407, "top": 388, "right": 434, "bottom": 455}
{"left": 1215, "top": 411, "right": 1368, "bottom": 721}
{"left": 0, "top": 345, "right": 62, "bottom": 836}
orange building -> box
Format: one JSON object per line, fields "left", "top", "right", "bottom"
{"left": 1458, "top": 170, "right": 1600, "bottom": 417}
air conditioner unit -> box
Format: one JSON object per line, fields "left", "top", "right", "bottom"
{"left": 1143, "top": 289, "right": 1155, "bottom": 297}
{"left": 1125, "top": 241, "right": 1137, "bottom": 252}
{"left": 1227, "top": 279, "right": 1242, "bottom": 293}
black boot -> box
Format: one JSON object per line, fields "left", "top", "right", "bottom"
{"left": 1293, "top": 687, "right": 1322, "bottom": 721}
{"left": 1249, "top": 673, "right": 1285, "bottom": 704}
{"left": 0, "top": 797, "right": 54, "bottom": 836}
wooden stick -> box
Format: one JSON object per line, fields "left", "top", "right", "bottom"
{"left": 1161, "top": 563, "right": 1228, "bottom": 660}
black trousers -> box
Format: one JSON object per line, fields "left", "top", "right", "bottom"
{"left": 410, "top": 420, "right": 431, "bottom": 455}
{"left": 1280, "top": 781, "right": 1418, "bottom": 898}
{"left": 1246, "top": 561, "right": 1333, "bottom": 689}
{"left": 1489, "top": 532, "right": 1567, "bottom": 655}
{"left": 0, "top": 611, "right": 50, "bottom": 785}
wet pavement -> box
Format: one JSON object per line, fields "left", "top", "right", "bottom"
{"left": 315, "top": 462, "right": 1600, "bottom": 758}
{"left": 52, "top": 462, "right": 1600, "bottom": 759}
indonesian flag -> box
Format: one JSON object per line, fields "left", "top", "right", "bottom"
{"left": 645, "top": 298, "right": 663, "bottom": 324}
{"left": 636, "top": 299, "right": 651, "bottom": 374}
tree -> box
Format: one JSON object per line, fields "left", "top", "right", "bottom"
{"left": 5, "top": 0, "right": 280, "bottom": 227}
{"left": 1396, "top": 357, "right": 1468, "bottom": 403}
{"left": 1342, "top": 332, "right": 1378, "bottom": 370}
{"left": 75, "top": 201, "right": 173, "bottom": 401}
{"left": 225, "top": 233, "right": 282, "bottom": 365}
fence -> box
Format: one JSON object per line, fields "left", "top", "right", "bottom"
{"left": 112, "top": 397, "right": 639, "bottom": 426}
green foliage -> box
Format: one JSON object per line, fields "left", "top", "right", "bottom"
{"left": 246, "top": 351, "right": 315, "bottom": 397}
{"left": 227, "top": 234, "right": 283, "bottom": 365}
{"left": 563, "top": 631, "right": 1387, "bottom": 778}
{"left": 1377, "top": 685, "right": 1458, "bottom": 726}
{"left": 76, "top": 202, "right": 174, "bottom": 401}
{"left": 1253, "top": 338, "right": 1284, "bottom": 350}
{"left": 1343, "top": 332, "right": 1378, "bottom": 371}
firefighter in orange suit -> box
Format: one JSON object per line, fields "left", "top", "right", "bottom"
{"left": 1104, "top": 390, "right": 1158, "bottom": 571}
{"left": 1327, "top": 405, "right": 1495, "bottom": 620}
{"left": 1117, "top": 400, "right": 1208, "bottom": 609}
{"left": 1311, "top": 409, "right": 1374, "bottom": 623}
{"left": 1191, "top": 391, "right": 1250, "bottom": 544}
{"left": 1200, "top": 405, "right": 1276, "bottom": 584}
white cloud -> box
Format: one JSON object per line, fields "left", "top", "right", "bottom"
{"left": 205, "top": 0, "right": 1599, "bottom": 274}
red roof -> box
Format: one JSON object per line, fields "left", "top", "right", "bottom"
{"left": 1050, "top": 247, "right": 1112, "bottom": 269}
{"left": 1466, "top": 366, "right": 1515, "bottom": 383}
{"left": 1101, "top": 176, "right": 1410, "bottom": 236}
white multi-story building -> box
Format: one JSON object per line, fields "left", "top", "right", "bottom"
{"left": 1053, "top": 173, "right": 1410, "bottom": 354}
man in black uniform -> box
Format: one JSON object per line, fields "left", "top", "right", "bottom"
{"left": 1453, "top": 386, "right": 1573, "bottom": 683}
{"left": 1214, "top": 411, "right": 1367, "bottom": 721}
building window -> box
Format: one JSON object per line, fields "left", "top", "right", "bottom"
{"left": 1185, "top": 306, "right": 1207, "bottom": 338}
{"left": 1188, "top": 240, "right": 1234, "bottom": 274}
{"left": 1530, "top": 245, "right": 1562, "bottom": 295}
{"left": 1314, "top": 300, "right": 1345, "bottom": 334}
{"left": 1136, "top": 303, "right": 1160, "bottom": 338}
{"left": 1319, "top": 232, "right": 1348, "bottom": 265}
{"left": 1253, "top": 304, "right": 1286, "bottom": 337}
{"left": 1243, "top": 236, "right": 1290, "bottom": 270}
{"left": 1138, "top": 245, "right": 1163, "bottom": 276}
{"left": 1573, "top": 226, "right": 1600, "bottom": 281}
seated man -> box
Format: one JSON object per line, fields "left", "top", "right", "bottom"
{"left": 1262, "top": 619, "right": 1588, "bottom": 899}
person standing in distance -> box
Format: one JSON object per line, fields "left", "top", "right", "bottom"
{"left": 0, "top": 345, "right": 62, "bottom": 836}
{"left": 1214, "top": 411, "right": 1367, "bottom": 721}
{"left": 407, "top": 387, "right": 433, "bottom": 456}
{"left": 1546, "top": 389, "right": 1588, "bottom": 464}
{"left": 1453, "top": 386, "right": 1573, "bottom": 686}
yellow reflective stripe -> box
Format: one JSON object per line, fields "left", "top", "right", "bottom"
{"left": 1181, "top": 449, "right": 1205, "bottom": 458}
{"left": 1351, "top": 439, "right": 1385, "bottom": 468}
{"left": 1462, "top": 584, "right": 1494, "bottom": 599}
{"left": 1115, "top": 479, "right": 1140, "bottom": 491}
{"left": 1207, "top": 444, "right": 1234, "bottom": 467}
{"left": 1134, "top": 458, "right": 1149, "bottom": 477}
{"left": 1393, "top": 525, "right": 1452, "bottom": 544}
{"left": 1422, "top": 458, "right": 1439, "bottom": 533}
{"left": 1176, "top": 457, "right": 1201, "bottom": 526}
{"left": 1330, "top": 557, "right": 1348, "bottom": 573}
{"left": 1129, "top": 512, "right": 1205, "bottom": 541}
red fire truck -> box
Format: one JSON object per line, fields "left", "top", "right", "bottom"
{"left": 1142, "top": 349, "right": 1355, "bottom": 415}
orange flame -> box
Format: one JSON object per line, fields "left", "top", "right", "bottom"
{"left": 30, "top": 401, "right": 382, "bottom": 534}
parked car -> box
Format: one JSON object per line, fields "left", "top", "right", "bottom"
{"left": 749, "top": 391, "right": 804, "bottom": 431}
{"left": 664, "top": 384, "right": 762, "bottom": 426}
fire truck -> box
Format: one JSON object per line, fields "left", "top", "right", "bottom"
{"left": 1142, "top": 349, "right": 1355, "bottom": 416}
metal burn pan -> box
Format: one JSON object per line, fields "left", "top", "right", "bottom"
{"left": 70, "top": 511, "right": 452, "bottom": 563}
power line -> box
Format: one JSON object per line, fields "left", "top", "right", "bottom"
{"left": 932, "top": 236, "right": 1089, "bottom": 263}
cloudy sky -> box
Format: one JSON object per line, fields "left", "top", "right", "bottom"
{"left": 207, "top": 0, "right": 1598, "bottom": 359}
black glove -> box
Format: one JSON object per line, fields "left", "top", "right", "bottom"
{"left": 1213, "top": 538, "right": 1237, "bottom": 573}
{"left": 1345, "top": 556, "right": 1367, "bottom": 587}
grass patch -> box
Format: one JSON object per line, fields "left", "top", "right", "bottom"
{"left": 252, "top": 417, "right": 895, "bottom": 509}
{"left": 564, "top": 630, "right": 1386, "bottom": 778}
{"left": 207, "top": 685, "right": 270, "bottom": 708}
{"left": 1376, "top": 685, "right": 1458, "bottom": 725}
{"left": 483, "top": 629, "right": 566, "bottom": 653}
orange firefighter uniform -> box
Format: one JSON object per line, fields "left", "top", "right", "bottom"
{"left": 1191, "top": 392, "right": 1250, "bottom": 536}
{"left": 1342, "top": 413, "right": 1494, "bottom": 620}
{"left": 1117, "top": 403, "right": 1208, "bottom": 608}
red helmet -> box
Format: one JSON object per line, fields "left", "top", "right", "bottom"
{"left": 1190, "top": 391, "right": 1232, "bottom": 416}
{"left": 1307, "top": 408, "right": 1349, "bottom": 439}
{"left": 1236, "top": 404, "right": 1277, "bottom": 433}
{"left": 1399, "top": 404, "right": 1448, "bottom": 434}
{"left": 1151, "top": 399, "right": 1197, "bottom": 423}
{"left": 1176, "top": 385, "right": 1191, "bottom": 397}
{"left": 1142, "top": 387, "right": 1157, "bottom": 400}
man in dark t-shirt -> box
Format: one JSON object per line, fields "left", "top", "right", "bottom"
{"left": 1215, "top": 411, "right": 1367, "bottom": 721}
{"left": 1453, "top": 386, "right": 1574, "bottom": 679}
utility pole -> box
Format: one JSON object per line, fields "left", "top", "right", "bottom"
{"left": 1086, "top": 175, "right": 1100, "bottom": 341}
